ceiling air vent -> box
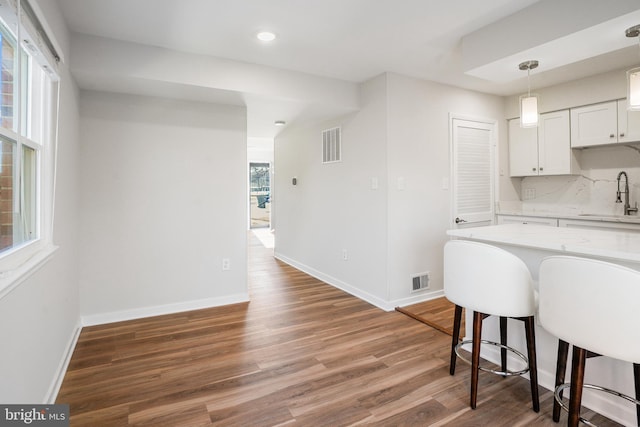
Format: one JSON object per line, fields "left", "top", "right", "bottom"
{"left": 322, "top": 127, "right": 341, "bottom": 164}
{"left": 411, "top": 272, "right": 430, "bottom": 292}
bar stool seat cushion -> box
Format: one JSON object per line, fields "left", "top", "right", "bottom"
{"left": 445, "top": 240, "right": 537, "bottom": 318}
{"left": 539, "top": 256, "right": 640, "bottom": 364}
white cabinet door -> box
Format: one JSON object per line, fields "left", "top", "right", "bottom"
{"left": 539, "top": 110, "right": 573, "bottom": 176}
{"left": 509, "top": 111, "right": 576, "bottom": 177}
{"left": 508, "top": 119, "right": 538, "bottom": 177}
{"left": 570, "top": 101, "right": 617, "bottom": 148}
{"left": 617, "top": 99, "right": 640, "bottom": 143}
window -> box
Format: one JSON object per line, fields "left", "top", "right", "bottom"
{"left": 0, "top": 0, "right": 59, "bottom": 294}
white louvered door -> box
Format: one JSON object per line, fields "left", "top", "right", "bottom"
{"left": 451, "top": 118, "right": 495, "bottom": 228}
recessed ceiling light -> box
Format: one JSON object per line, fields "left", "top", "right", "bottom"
{"left": 274, "top": 120, "right": 286, "bottom": 126}
{"left": 257, "top": 31, "right": 276, "bottom": 42}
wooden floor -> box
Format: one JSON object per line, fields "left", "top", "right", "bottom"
{"left": 396, "top": 297, "right": 464, "bottom": 339}
{"left": 56, "top": 234, "right": 622, "bottom": 426}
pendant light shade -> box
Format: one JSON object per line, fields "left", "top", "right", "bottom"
{"left": 519, "top": 60, "right": 539, "bottom": 128}
{"left": 520, "top": 94, "right": 539, "bottom": 128}
{"left": 626, "top": 25, "right": 640, "bottom": 110}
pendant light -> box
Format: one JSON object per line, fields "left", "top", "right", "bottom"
{"left": 626, "top": 24, "right": 640, "bottom": 111}
{"left": 519, "top": 60, "right": 539, "bottom": 128}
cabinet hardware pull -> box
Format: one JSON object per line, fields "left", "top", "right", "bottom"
{"left": 610, "top": 134, "right": 615, "bottom": 138}
{"left": 620, "top": 133, "right": 625, "bottom": 138}
{"left": 540, "top": 167, "right": 544, "bottom": 171}
{"left": 532, "top": 168, "right": 536, "bottom": 171}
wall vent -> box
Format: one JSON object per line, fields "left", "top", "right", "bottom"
{"left": 411, "top": 272, "right": 430, "bottom": 292}
{"left": 322, "top": 127, "right": 341, "bottom": 163}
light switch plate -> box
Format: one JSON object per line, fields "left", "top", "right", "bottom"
{"left": 397, "top": 177, "right": 406, "bottom": 191}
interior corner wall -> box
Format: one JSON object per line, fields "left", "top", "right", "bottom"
{"left": 385, "top": 73, "right": 506, "bottom": 303}
{"left": 0, "top": 2, "right": 82, "bottom": 402}
{"left": 274, "top": 72, "right": 508, "bottom": 309}
{"left": 273, "top": 74, "right": 389, "bottom": 308}
{"left": 78, "top": 91, "right": 248, "bottom": 324}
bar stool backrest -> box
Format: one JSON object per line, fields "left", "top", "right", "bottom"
{"left": 444, "top": 240, "right": 536, "bottom": 318}
{"left": 539, "top": 256, "right": 640, "bottom": 364}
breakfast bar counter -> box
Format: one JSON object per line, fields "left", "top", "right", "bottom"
{"left": 447, "top": 223, "right": 640, "bottom": 264}
{"left": 446, "top": 223, "right": 640, "bottom": 425}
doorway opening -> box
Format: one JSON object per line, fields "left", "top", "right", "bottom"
{"left": 250, "top": 162, "right": 271, "bottom": 229}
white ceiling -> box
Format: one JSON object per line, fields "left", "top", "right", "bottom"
{"left": 56, "top": 0, "right": 640, "bottom": 138}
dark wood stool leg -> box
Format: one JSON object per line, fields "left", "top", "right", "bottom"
{"left": 500, "top": 316, "right": 507, "bottom": 374}
{"left": 524, "top": 316, "right": 540, "bottom": 412}
{"left": 568, "top": 346, "right": 587, "bottom": 427}
{"left": 634, "top": 363, "right": 640, "bottom": 427}
{"left": 553, "top": 340, "right": 569, "bottom": 422}
{"left": 450, "top": 304, "right": 463, "bottom": 375}
{"left": 470, "top": 311, "right": 483, "bottom": 409}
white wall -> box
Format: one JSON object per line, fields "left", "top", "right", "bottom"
{"left": 503, "top": 68, "right": 640, "bottom": 216}
{"left": 274, "top": 72, "right": 506, "bottom": 309}
{"left": 274, "top": 74, "right": 389, "bottom": 307}
{"left": 385, "top": 73, "right": 506, "bottom": 303}
{"left": 248, "top": 137, "right": 274, "bottom": 163}
{"left": 0, "top": 1, "right": 81, "bottom": 403}
{"left": 78, "top": 91, "right": 248, "bottom": 324}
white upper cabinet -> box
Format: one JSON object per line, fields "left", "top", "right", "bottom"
{"left": 571, "top": 100, "right": 640, "bottom": 147}
{"left": 539, "top": 110, "right": 576, "bottom": 175}
{"left": 570, "top": 101, "right": 617, "bottom": 148}
{"left": 617, "top": 99, "right": 640, "bottom": 143}
{"left": 508, "top": 119, "right": 537, "bottom": 176}
{"left": 509, "top": 110, "right": 577, "bottom": 177}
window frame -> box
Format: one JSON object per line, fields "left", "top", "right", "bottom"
{"left": 0, "top": 0, "right": 59, "bottom": 299}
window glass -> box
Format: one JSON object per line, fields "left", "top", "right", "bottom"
{"left": 0, "top": 136, "right": 14, "bottom": 251}
{"left": 19, "top": 144, "right": 36, "bottom": 244}
{"left": 0, "top": 12, "right": 52, "bottom": 257}
{"left": 0, "top": 24, "right": 16, "bottom": 131}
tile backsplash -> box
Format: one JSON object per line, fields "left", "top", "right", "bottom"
{"left": 504, "top": 144, "right": 640, "bottom": 216}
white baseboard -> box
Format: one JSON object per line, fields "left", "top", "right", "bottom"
{"left": 45, "top": 321, "right": 81, "bottom": 404}
{"left": 274, "top": 252, "right": 440, "bottom": 312}
{"left": 274, "top": 252, "right": 397, "bottom": 311}
{"left": 393, "top": 290, "right": 445, "bottom": 308}
{"left": 81, "top": 293, "right": 250, "bottom": 326}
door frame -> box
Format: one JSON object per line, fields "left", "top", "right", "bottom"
{"left": 449, "top": 113, "right": 499, "bottom": 229}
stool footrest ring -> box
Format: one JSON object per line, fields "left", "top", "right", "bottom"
{"left": 454, "top": 339, "right": 530, "bottom": 377}
{"left": 554, "top": 383, "right": 640, "bottom": 427}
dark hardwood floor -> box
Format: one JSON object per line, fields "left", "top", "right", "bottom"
{"left": 56, "top": 233, "right": 622, "bottom": 426}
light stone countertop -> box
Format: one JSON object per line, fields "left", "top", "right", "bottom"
{"left": 447, "top": 223, "right": 640, "bottom": 263}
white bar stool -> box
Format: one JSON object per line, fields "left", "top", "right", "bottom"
{"left": 444, "top": 240, "right": 539, "bottom": 411}
{"left": 539, "top": 256, "right": 640, "bottom": 427}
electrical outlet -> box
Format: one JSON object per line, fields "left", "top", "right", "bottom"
{"left": 222, "top": 258, "right": 231, "bottom": 271}
{"left": 523, "top": 188, "right": 536, "bottom": 200}
{"left": 342, "top": 249, "right": 348, "bottom": 261}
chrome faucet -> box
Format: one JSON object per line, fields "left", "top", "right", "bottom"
{"left": 616, "top": 171, "right": 638, "bottom": 215}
